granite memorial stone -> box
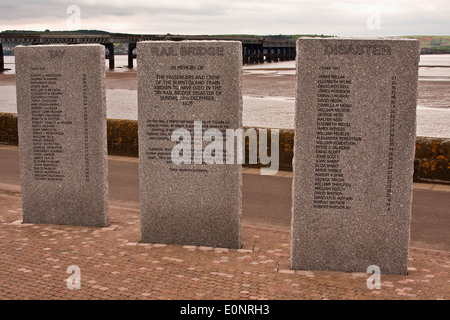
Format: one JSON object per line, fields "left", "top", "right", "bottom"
{"left": 291, "top": 37, "right": 420, "bottom": 274}
{"left": 138, "top": 41, "right": 242, "bottom": 248}
{"left": 15, "top": 44, "right": 109, "bottom": 227}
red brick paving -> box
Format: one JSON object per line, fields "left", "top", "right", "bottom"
{"left": 0, "top": 190, "right": 448, "bottom": 300}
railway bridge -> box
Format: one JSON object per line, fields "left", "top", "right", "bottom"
{"left": 0, "top": 33, "right": 296, "bottom": 71}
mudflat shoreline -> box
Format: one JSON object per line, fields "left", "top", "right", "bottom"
{"left": 1, "top": 61, "right": 449, "bottom": 137}
{"left": 1, "top": 69, "right": 297, "bottom": 95}
{"left": 1, "top": 67, "right": 448, "bottom": 108}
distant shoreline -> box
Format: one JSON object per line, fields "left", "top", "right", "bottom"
{"left": 0, "top": 57, "right": 449, "bottom": 137}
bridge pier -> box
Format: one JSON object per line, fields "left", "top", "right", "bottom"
{"left": 251, "top": 44, "right": 257, "bottom": 64}
{"left": 0, "top": 44, "right": 4, "bottom": 73}
{"left": 282, "top": 48, "right": 287, "bottom": 61}
{"left": 275, "top": 48, "right": 280, "bottom": 62}
{"left": 249, "top": 44, "right": 255, "bottom": 64}
{"left": 265, "top": 47, "right": 271, "bottom": 63}
{"left": 258, "top": 44, "right": 264, "bottom": 63}
{"left": 269, "top": 47, "right": 276, "bottom": 62}
{"left": 273, "top": 48, "right": 278, "bottom": 62}
{"left": 243, "top": 44, "right": 252, "bottom": 64}
{"left": 250, "top": 44, "right": 263, "bottom": 64}
{"left": 246, "top": 44, "right": 252, "bottom": 64}
{"left": 287, "top": 47, "right": 294, "bottom": 60}
{"left": 128, "top": 43, "right": 136, "bottom": 68}
{"left": 102, "top": 43, "right": 115, "bottom": 69}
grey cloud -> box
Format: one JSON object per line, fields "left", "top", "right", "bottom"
{"left": 0, "top": 0, "right": 449, "bottom": 36}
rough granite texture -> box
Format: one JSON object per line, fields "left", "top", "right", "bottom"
{"left": 15, "top": 45, "right": 109, "bottom": 227}
{"left": 138, "top": 41, "right": 242, "bottom": 248}
{"left": 291, "top": 37, "right": 420, "bottom": 274}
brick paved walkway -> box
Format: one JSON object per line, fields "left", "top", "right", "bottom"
{"left": 0, "top": 188, "right": 448, "bottom": 300}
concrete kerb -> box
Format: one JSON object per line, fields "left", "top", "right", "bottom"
{"left": 1, "top": 113, "right": 449, "bottom": 183}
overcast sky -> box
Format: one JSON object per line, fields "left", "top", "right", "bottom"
{"left": 1, "top": 0, "right": 449, "bottom": 36}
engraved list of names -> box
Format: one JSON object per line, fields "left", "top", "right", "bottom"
{"left": 30, "top": 69, "right": 67, "bottom": 181}
{"left": 313, "top": 67, "right": 361, "bottom": 210}
{"left": 291, "top": 38, "right": 420, "bottom": 274}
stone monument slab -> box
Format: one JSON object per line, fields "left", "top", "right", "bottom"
{"left": 138, "top": 41, "right": 242, "bottom": 248}
{"left": 291, "top": 37, "right": 420, "bottom": 274}
{"left": 15, "top": 44, "right": 109, "bottom": 227}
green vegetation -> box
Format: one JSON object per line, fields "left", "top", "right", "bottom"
{"left": 0, "top": 29, "right": 332, "bottom": 39}
{"left": 208, "top": 34, "right": 333, "bottom": 39}
{"left": 0, "top": 29, "right": 112, "bottom": 35}
{"left": 403, "top": 35, "right": 450, "bottom": 54}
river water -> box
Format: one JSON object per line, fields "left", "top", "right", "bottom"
{"left": 1, "top": 55, "right": 449, "bottom": 138}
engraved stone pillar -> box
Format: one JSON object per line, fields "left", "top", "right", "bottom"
{"left": 138, "top": 41, "right": 242, "bottom": 248}
{"left": 291, "top": 37, "right": 420, "bottom": 274}
{"left": 15, "top": 45, "right": 109, "bottom": 227}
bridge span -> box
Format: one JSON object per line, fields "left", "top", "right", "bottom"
{"left": 0, "top": 33, "right": 296, "bottom": 71}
